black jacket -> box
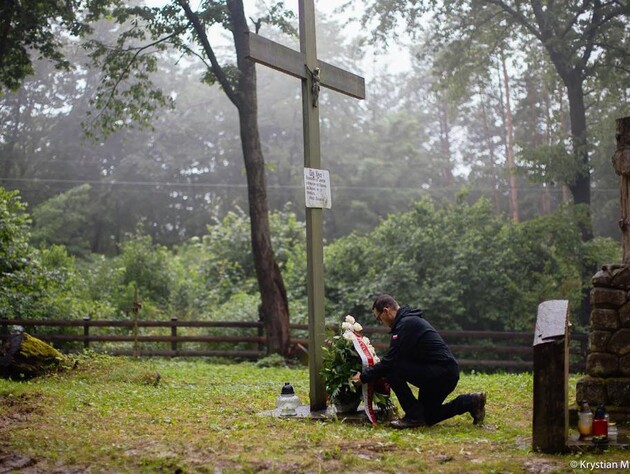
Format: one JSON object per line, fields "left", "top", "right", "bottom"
{"left": 361, "top": 305, "right": 457, "bottom": 383}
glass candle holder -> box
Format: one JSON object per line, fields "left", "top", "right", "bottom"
{"left": 577, "top": 411, "right": 593, "bottom": 438}
{"left": 276, "top": 382, "right": 300, "bottom": 417}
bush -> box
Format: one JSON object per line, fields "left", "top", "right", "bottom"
{"left": 324, "top": 197, "right": 617, "bottom": 331}
{"left": 0, "top": 188, "right": 99, "bottom": 328}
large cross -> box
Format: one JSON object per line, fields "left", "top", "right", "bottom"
{"left": 246, "top": 0, "right": 365, "bottom": 412}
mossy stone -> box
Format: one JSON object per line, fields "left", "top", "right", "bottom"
{"left": 0, "top": 333, "right": 68, "bottom": 379}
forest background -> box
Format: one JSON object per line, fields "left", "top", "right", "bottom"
{"left": 1, "top": 0, "right": 629, "bottom": 346}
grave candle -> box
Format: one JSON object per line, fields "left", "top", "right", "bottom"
{"left": 276, "top": 382, "right": 300, "bottom": 417}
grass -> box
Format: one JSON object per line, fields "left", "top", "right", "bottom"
{"left": 0, "top": 353, "right": 628, "bottom": 473}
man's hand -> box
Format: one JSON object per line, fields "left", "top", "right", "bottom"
{"left": 351, "top": 372, "right": 362, "bottom": 385}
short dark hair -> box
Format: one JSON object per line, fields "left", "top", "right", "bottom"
{"left": 372, "top": 294, "right": 398, "bottom": 312}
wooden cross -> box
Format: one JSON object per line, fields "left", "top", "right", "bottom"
{"left": 246, "top": 0, "right": 365, "bottom": 412}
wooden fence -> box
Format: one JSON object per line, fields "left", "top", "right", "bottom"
{"left": 0, "top": 318, "right": 588, "bottom": 372}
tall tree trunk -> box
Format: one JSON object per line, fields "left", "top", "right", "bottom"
{"left": 501, "top": 54, "right": 519, "bottom": 223}
{"left": 562, "top": 185, "right": 571, "bottom": 204}
{"left": 437, "top": 101, "right": 454, "bottom": 186}
{"left": 565, "top": 78, "right": 592, "bottom": 239}
{"left": 540, "top": 185, "right": 551, "bottom": 215}
{"left": 532, "top": 5, "right": 593, "bottom": 238}
{"left": 564, "top": 77, "right": 593, "bottom": 325}
{"left": 227, "top": 0, "right": 290, "bottom": 355}
{"left": 177, "top": 0, "right": 290, "bottom": 355}
{"left": 480, "top": 93, "right": 501, "bottom": 215}
{"left": 490, "top": 0, "right": 597, "bottom": 238}
{"left": 1, "top": 89, "right": 22, "bottom": 185}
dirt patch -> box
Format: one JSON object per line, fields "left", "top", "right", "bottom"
{"left": 331, "top": 440, "right": 397, "bottom": 454}
{"left": 0, "top": 452, "right": 38, "bottom": 473}
{"left": 0, "top": 392, "right": 45, "bottom": 430}
{"left": 0, "top": 453, "right": 91, "bottom": 474}
{"left": 0, "top": 393, "right": 48, "bottom": 473}
{"left": 523, "top": 458, "right": 565, "bottom": 473}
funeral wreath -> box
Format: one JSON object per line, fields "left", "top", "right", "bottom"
{"left": 321, "top": 315, "right": 364, "bottom": 410}
{"left": 321, "top": 315, "right": 397, "bottom": 420}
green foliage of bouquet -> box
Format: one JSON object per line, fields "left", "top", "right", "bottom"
{"left": 321, "top": 320, "right": 362, "bottom": 405}
{"left": 373, "top": 387, "right": 397, "bottom": 422}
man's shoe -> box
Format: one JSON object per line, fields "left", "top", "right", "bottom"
{"left": 471, "top": 392, "right": 486, "bottom": 425}
{"left": 390, "top": 417, "right": 426, "bottom": 429}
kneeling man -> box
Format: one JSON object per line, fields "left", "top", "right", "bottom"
{"left": 352, "top": 294, "right": 486, "bottom": 428}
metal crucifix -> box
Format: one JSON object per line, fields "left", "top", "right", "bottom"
{"left": 246, "top": 0, "right": 365, "bottom": 412}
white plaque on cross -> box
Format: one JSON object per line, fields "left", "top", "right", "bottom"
{"left": 304, "top": 168, "right": 332, "bottom": 209}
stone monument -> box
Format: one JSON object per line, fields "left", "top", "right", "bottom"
{"left": 576, "top": 116, "right": 630, "bottom": 420}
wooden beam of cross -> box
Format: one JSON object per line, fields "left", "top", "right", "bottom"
{"left": 247, "top": 34, "right": 365, "bottom": 100}
{"left": 246, "top": 0, "right": 365, "bottom": 413}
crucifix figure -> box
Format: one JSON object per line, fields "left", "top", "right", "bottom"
{"left": 246, "top": 0, "right": 365, "bottom": 412}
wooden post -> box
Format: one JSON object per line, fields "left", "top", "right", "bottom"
{"left": 612, "top": 116, "right": 630, "bottom": 263}
{"left": 246, "top": 0, "right": 365, "bottom": 412}
{"left": 171, "top": 317, "right": 178, "bottom": 354}
{"left": 257, "top": 318, "right": 264, "bottom": 353}
{"left": 131, "top": 287, "right": 141, "bottom": 358}
{"left": 83, "top": 315, "right": 91, "bottom": 350}
{"left": 532, "top": 300, "right": 570, "bottom": 453}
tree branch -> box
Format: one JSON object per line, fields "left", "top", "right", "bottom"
{"left": 560, "top": 0, "right": 590, "bottom": 38}
{"left": 90, "top": 30, "right": 181, "bottom": 127}
{"left": 483, "top": 0, "right": 544, "bottom": 41}
{"left": 176, "top": 0, "right": 239, "bottom": 107}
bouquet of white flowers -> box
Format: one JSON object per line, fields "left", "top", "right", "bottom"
{"left": 321, "top": 315, "right": 397, "bottom": 423}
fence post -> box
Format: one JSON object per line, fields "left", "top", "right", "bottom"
{"left": 83, "top": 315, "right": 91, "bottom": 350}
{"left": 171, "top": 317, "right": 178, "bottom": 354}
{"left": 532, "top": 299, "right": 570, "bottom": 453}
{"left": 130, "top": 287, "right": 141, "bottom": 358}
{"left": 257, "top": 318, "right": 264, "bottom": 353}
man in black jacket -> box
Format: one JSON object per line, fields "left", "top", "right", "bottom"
{"left": 352, "top": 294, "right": 486, "bottom": 429}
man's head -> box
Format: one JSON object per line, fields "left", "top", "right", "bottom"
{"left": 372, "top": 294, "right": 399, "bottom": 327}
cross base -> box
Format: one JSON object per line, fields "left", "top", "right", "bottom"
{"left": 260, "top": 404, "right": 374, "bottom": 424}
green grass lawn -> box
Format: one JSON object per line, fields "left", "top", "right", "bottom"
{"left": 0, "top": 353, "right": 628, "bottom": 473}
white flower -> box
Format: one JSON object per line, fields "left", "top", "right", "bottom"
{"left": 341, "top": 322, "right": 353, "bottom": 331}
{"left": 344, "top": 315, "right": 356, "bottom": 324}
{"left": 362, "top": 336, "right": 371, "bottom": 346}
{"left": 353, "top": 322, "right": 363, "bottom": 332}
{"left": 342, "top": 331, "right": 354, "bottom": 341}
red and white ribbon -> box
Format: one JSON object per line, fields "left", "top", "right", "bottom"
{"left": 347, "top": 329, "right": 378, "bottom": 425}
